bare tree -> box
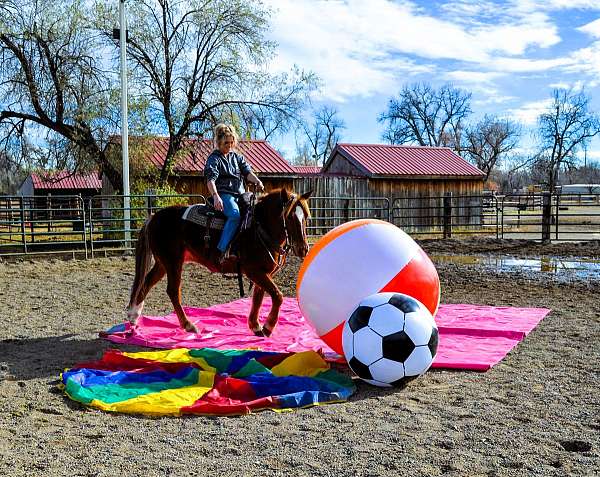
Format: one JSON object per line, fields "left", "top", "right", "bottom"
{"left": 297, "top": 106, "right": 345, "bottom": 166}
{"left": 464, "top": 115, "right": 521, "bottom": 181}
{"left": 379, "top": 83, "right": 471, "bottom": 149}
{"left": 0, "top": 149, "right": 25, "bottom": 193}
{"left": 95, "top": 0, "right": 315, "bottom": 184}
{"left": 0, "top": 0, "right": 123, "bottom": 191}
{"left": 492, "top": 154, "right": 538, "bottom": 194}
{"left": 535, "top": 88, "right": 600, "bottom": 191}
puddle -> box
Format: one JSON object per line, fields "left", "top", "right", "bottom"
{"left": 432, "top": 254, "right": 600, "bottom": 280}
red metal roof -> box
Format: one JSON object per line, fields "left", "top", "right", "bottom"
{"left": 329, "top": 143, "right": 485, "bottom": 177}
{"left": 31, "top": 171, "right": 102, "bottom": 190}
{"left": 293, "top": 165, "right": 322, "bottom": 175}
{"left": 124, "top": 137, "right": 296, "bottom": 175}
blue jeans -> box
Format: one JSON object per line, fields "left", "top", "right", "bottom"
{"left": 217, "top": 193, "right": 240, "bottom": 253}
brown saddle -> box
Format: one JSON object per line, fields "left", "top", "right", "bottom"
{"left": 182, "top": 192, "right": 255, "bottom": 248}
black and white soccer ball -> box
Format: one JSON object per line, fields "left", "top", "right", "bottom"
{"left": 342, "top": 292, "right": 439, "bottom": 388}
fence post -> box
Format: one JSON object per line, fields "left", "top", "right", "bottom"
{"left": 88, "top": 197, "right": 95, "bottom": 259}
{"left": 554, "top": 193, "right": 560, "bottom": 240}
{"left": 443, "top": 192, "right": 452, "bottom": 239}
{"left": 385, "top": 198, "right": 391, "bottom": 223}
{"left": 19, "top": 196, "right": 27, "bottom": 254}
{"left": 343, "top": 198, "right": 350, "bottom": 223}
{"left": 541, "top": 192, "right": 552, "bottom": 243}
{"left": 79, "top": 195, "right": 88, "bottom": 259}
{"left": 145, "top": 189, "right": 156, "bottom": 217}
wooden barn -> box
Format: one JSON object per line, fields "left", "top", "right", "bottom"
{"left": 104, "top": 137, "right": 297, "bottom": 197}
{"left": 15, "top": 171, "right": 101, "bottom": 226}
{"left": 300, "top": 143, "right": 484, "bottom": 196}
{"left": 293, "top": 143, "right": 485, "bottom": 230}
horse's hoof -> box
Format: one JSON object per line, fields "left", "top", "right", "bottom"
{"left": 185, "top": 323, "right": 199, "bottom": 334}
{"left": 262, "top": 326, "right": 273, "bottom": 338}
{"left": 252, "top": 328, "right": 265, "bottom": 337}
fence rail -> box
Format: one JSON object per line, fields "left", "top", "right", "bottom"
{"left": 1, "top": 192, "right": 599, "bottom": 257}
{"left": 0, "top": 193, "right": 206, "bottom": 258}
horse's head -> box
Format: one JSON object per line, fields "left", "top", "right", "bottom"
{"left": 280, "top": 189, "right": 312, "bottom": 258}
{"left": 255, "top": 188, "right": 312, "bottom": 258}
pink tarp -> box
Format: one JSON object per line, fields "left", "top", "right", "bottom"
{"left": 101, "top": 298, "right": 551, "bottom": 371}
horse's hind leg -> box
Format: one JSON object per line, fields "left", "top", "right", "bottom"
{"left": 127, "top": 262, "right": 165, "bottom": 323}
{"left": 165, "top": 260, "right": 198, "bottom": 334}
{"left": 248, "top": 286, "right": 265, "bottom": 336}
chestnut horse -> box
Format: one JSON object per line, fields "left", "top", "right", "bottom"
{"left": 127, "top": 188, "right": 312, "bottom": 336}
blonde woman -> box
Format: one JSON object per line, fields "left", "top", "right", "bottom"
{"left": 204, "top": 124, "right": 264, "bottom": 264}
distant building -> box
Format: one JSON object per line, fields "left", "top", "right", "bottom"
{"left": 559, "top": 184, "right": 600, "bottom": 195}
{"left": 18, "top": 171, "right": 102, "bottom": 198}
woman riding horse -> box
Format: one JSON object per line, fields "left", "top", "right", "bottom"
{"left": 204, "top": 124, "right": 264, "bottom": 265}
{"left": 126, "top": 136, "right": 312, "bottom": 336}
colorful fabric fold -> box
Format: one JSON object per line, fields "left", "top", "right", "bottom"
{"left": 61, "top": 348, "right": 355, "bottom": 416}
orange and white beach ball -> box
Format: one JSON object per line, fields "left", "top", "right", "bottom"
{"left": 296, "top": 219, "right": 440, "bottom": 356}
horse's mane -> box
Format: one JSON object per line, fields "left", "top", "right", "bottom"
{"left": 256, "top": 188, "right": 311, "bottom": 218}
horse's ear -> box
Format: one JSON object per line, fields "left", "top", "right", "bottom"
{"left": 280, "top": 188, "right": 290, "bottom": 202}
{"left": 300, "top": 190, "right": 313, "bottom": 201}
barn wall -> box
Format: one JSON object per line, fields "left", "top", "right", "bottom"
{"left": 325, "top": 152, "right": 365, "bottom": 176}
{"left": 17, "top": 176, "right": 34, "bottom": 196}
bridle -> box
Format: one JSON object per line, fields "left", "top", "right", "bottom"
{"left": 255, "top": 193, "right": 304, "bottom": 268}
{"left": 280, "top": 194, "right": 296, "bottom": 256}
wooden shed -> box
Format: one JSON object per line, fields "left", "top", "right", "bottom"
{"left": 104, "top": 137, "right": 297, "bottom": 197}
{"left": 293, "top": 143, "right": 485, "bottom": 229}
{"left": 18, "top": 171, "right": 102, "bottom": 198}
{"left": 15, "top": 171, "right": 101, "bottom": 224}
{"left": 309, "top": 143, "right": 484, "bottom": 195}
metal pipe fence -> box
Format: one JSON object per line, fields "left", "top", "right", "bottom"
{"left": 306, "top": 196, "right": 390, "bottom": 237}
{"left": 391, "top": 193, "right": 500, "bottom": 238}
{"left": 0, "top": 194, "right": 205, "bottom": 258}
{"left": 1, "top": 192, "right": 599, "bottom": 258}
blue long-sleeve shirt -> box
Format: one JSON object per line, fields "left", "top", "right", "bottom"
{"left": 203, "top": 149, "right": 252, "bottom": 195}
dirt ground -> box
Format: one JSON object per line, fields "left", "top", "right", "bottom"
{"left": 0, "top": 239, "right": 599, "bottom": 477}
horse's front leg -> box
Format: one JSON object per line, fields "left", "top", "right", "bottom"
{"left": 248, "top": 285, "right": 265, "bottom": 336}
{"left": 246, "top": 272, "right": 283, "bottom": 337}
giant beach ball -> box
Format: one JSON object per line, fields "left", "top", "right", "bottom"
{"left": 296, "top": 219, "right": 440, "bottom": 356}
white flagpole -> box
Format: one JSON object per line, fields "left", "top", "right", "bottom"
{"left": 119, "top": 0, "right": 131, "bottom": 246}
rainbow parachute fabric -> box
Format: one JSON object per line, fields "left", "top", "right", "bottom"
{"left": 61, "top": 348, "right": 355, "bottom": 416}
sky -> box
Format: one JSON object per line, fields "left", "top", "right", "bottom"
{"left": 262, "top": 0, "right": 600, "bottom": 162}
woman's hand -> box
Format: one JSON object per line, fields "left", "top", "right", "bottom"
{"left": 213, "top": 194, "right": 224, "bottom": 211}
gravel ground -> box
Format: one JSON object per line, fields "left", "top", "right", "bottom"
{"left": 0, "top": 240, "right": 599, "bottom": 477}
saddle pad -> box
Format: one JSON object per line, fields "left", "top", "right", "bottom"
{"left": 182, "top": 204, "right": 225, "bottom": 230}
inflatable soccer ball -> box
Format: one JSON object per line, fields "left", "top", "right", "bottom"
{"left": 342, "top": 292, "right": 439, "bottom": 388}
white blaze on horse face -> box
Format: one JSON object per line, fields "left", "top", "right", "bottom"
{"left": 295, "top": 205, "right": 308, "bottom": 244}
{"left": 295, "top": 205, "right": 304, "bottom": 224}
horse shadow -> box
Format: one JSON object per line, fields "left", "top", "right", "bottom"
{"left": 0, "top": 334, "right": 146, "bottom": 381}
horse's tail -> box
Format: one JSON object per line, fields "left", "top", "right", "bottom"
{"left": 128, "top": 216, "right": 153, "bottom": 308}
